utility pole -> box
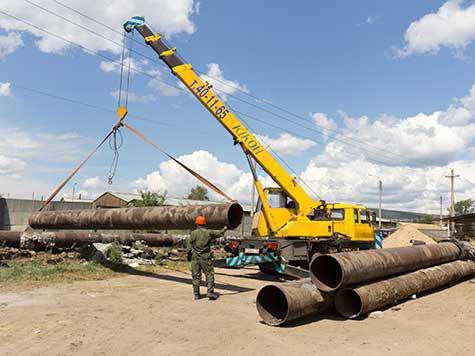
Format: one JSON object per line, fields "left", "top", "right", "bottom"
{"left": 369, "top": 174, "right": 382, "bottom": 230}
{"left": 72, "top": 182, "right": 78, "bottom": 201}
{"left": 445, "top": 169, "right": 459, "bottom": 237}
{"left": 439, "top": 195, "right": 443, "bottom": 227}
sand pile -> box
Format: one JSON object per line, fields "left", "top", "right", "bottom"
{"left": 398, "top": 222, "right": 443, "bottom": 230}
{"left": 383, "top": 224, "right": 437, "bottom": 248}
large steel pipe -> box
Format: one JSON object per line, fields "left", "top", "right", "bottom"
{"left": 0, "top": 231, "right": 22, "bottom": 248}
{"left": 335, "top": 259, "right": 475, "bottom": 319}
{"left": 310, "top": 242, "right": 461, "bottom": 292}
{"left": 0, "top": 231, "right": 184, "bottom": 249}
{"left": 256, "top": 278, "right": 333, "bottom": 326}
{"left": 28, "top": 203, "right": 243, "bottom": 230}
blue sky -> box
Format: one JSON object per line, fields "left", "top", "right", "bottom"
{"left": 1, "top": 0, "right": 475, "bottom": 213}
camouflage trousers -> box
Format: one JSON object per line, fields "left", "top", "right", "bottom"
{"left": 191, "top": 255, "right": 214, "bottom": 288}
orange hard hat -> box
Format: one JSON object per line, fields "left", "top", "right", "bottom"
{"left": 195, "top": 216, "right": 206, "bottom": 225}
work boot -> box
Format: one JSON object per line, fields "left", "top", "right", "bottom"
{"left": 206, "top": 283, "right": 219, "bottom": 300}
{"left": 193, "top": 286, "right": 201, "bottom": 300}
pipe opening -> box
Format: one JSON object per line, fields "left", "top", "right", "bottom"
{"left": 335, "top": 289, "right": 362, "bottom": 319}
{"left": 310, "top": 255, "right": 343, "bottom": 291}
{"left": 227, "top": 203, "right": 244, "bottom": 229}
{"left": 256, "top": 285, "right": 289, "bottom": 326}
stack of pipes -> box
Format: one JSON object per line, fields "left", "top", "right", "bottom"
{"left": 0, "top": 203, "right": 243, "bottom": 250}
{"left": 256, "top": 241, "right": 475, "bottom": 326}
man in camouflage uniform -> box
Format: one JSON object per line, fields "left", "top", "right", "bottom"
{"left": 187, "top": 216, "right": 227, "bottom": 300}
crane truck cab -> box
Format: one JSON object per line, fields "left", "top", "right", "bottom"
{"left": 244, "top": 188, "right": 375, "bottom": 271}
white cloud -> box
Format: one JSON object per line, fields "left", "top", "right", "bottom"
{"left": 147, "top": 69, "right": 182, "bottom": 97}
{"left": 0, "top": 121, "right": 94, "bottom": 199}
{"left": 131, "top": 150, "right": 276, "bottom": 202}
{"left": 366, "top": 16, "right": 375, "bottom": 24}
{"left": 124, "top": 84, "right": 475, "bottom": 213}
{"left": 110, "top": 90, "right": 156, "bottom": 103}
{"left": 398, "top": 0, "right": 475, "bottom": 57}
{"left": 0, "top": 126, "right": 85, "bottom": 164}
{"left": 256, "top": 132, "right": 316, "bottom": 155}
{"left": 0, "top": 154, "right": 27, "bottom": 174}
{"left": 0, "top": 82, "right": 12, "bottom": 96}
{"left": 0, "top": 1, "right": 196, "bottom": 55}
{"left": 83, "top": 176, "right": 105, "bottom": 189}
{"left": 331, "top": 82, "right": 475, "bottom": 167}
{"left": 311, "top": 112, "right": 337, "bottom": 141}
{"left": 460, "top": 84, "right": 475, "bottom": 109}
{"left": 300, "top": 155, "right": 475, "bottom": 214}
{"left": 100, "top": 58, "right": 181, "bottom": 97}
{"left": 298, "top": 84, "right": 475, "bottom": 212}
{"left": 100, "top": 57, "right": 143, "bottom": 74}
{"left": 0, "top": 32, "right": 23, "bottom": 59}
{"left": 200, "top": 63, "right": 249, "bottom": 99}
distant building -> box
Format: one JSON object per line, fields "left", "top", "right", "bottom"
{"left": 92, "top": 192, "right": 240, "bottom": 209}
{"left": 93, "top": 192, "right": 142, "bottom": 208}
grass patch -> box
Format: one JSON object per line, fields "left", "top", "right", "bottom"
{"left": 0, "top": 261, "right": 117, "bottom": 291}
{"left": 106, "top": 241, "right": 123, "bottom": 265}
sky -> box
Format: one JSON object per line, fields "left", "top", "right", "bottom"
{"left": 1, "top": 0, "right": 475, "bottom": 213}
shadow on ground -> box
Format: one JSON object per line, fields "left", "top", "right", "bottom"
{"left": 101, "top": 261, "right": 254, "bottom": 293}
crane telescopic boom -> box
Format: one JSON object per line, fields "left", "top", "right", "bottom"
{"left": 123, "top": 16, "right": 322, "bottom": 234}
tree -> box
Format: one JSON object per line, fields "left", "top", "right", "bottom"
{"left": 187, "top": 185, "right": 209, "bottom": 201}
{"left": 417, "top": 215, "right": 435, "bottom": 224}
{"left": 130, "top": 190, "right": 167, "bottom": 207}
{"left": 453, "top": 199, "right": 474, "bottom": 215}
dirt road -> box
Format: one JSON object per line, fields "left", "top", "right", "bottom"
{"left": 0, "top": 266, "right": 473, "bottom": 356}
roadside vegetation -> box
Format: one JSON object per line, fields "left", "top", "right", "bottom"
{"left": 0, "top": 248, "right": 193, "bottom": 292}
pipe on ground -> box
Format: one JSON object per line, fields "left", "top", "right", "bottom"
{"left": 256, "top": 278, "right": 333, "bottom": 326}
{"left": 0, "top": 231, "right": 184, "bottom": 249}
{"left": 334, "top": 259, "right": 475, "bottom": 319}
{"left": 28, "top": 203, "right": 243, "bottom": 230}
{"left": 310, "top": 242, "right": 461, "bottom": 292}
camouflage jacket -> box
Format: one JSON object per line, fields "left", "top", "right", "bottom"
{"left": 187, "top": 226, "right": 227, "bottom": 257}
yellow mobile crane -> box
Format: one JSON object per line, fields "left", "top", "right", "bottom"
{"left": 123, "top": 17, "right": 375, "bottom": 272}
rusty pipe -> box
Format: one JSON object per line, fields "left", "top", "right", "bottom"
{"left": 335, "top": 259, "right": 475, "bottom": 319}
{"left": 0, "top": 231, "right": 23, "bottom": 248}
{"left": 310, "top": 242, "right": 461, "bottom": 292}
{"left": 28, "top": 203, "right": 243, "bottom": 230}
{"left": 0, "top": 231, "right": 185, "bottom": 249}
{"left": 256, "top": 278, "right": 333, "bottom": 326}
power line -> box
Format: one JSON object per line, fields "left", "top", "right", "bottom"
{"left": 233, "top": 108, "right": 395, "bottom": 168}
{"left": 7, "top": 82, "right": 221, "bottom": 138}
{"left": 6, "top": 6, "right": 433, "bottom": 170}
{"left": 235, "top": 108, "right": 322, "bottom": 200}
{"left": 24, "top": 0, "right": 166, "bottom": 69}
{"left": 51, "top": 0, "right": 151, "bottom": 50}
{"left": 213, "top": 88, "right": 406, "bottom": 167}
{"left": 0, "top": 9, "right": 186, "bottom": 93}
{"left": 37, "top": 1, "right": 428, "bottom": 167}
{"left": 213, "top": 87, "right": 418, "bottom": 167}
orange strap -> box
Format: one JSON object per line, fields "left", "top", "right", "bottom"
{"left": 123, "top": 121, "right": 234, "bottom": 202}
{"left": 39, "top": 129, "right": 115, "bottom": 211}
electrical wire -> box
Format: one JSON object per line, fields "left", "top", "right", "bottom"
{"left": 0, "top": 9, "right": 185, "bottom": 93}
{"left": 234, "top": 106, "right": 323, "bottom": 200}
{"left": 23, "top": 0, "right": 163, "bottom": 68}
{"left": 7, "top": 82, "right": 222, "bottom": 138}
{"left": 29, "top": 0, "right": 430, "bottom": 167}
{"left": 6, "top": 5, "right": 445, "bottom": 177}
